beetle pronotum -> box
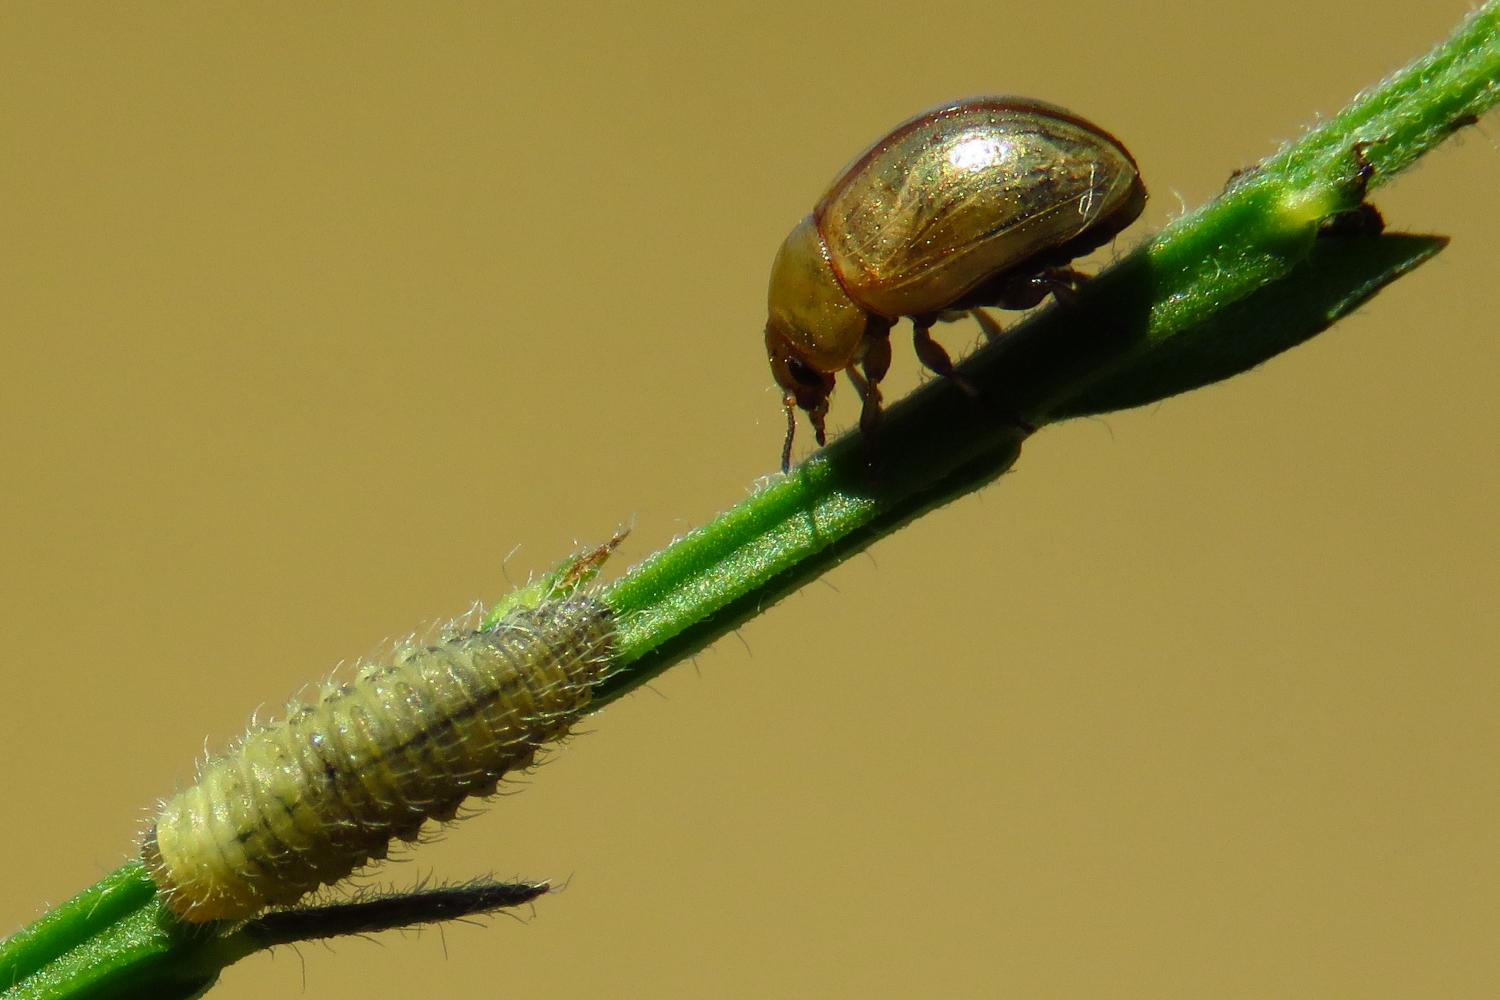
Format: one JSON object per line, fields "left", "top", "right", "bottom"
{"left": 766, "top": 97, "right": 1148, "bottom": 470}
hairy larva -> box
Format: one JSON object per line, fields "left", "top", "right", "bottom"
{"left": 142, "top": 575, "right": 618, "bottom": 923}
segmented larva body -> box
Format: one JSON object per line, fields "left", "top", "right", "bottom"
{"left": 142, "top": 596, "right": 616, "bottom": 922}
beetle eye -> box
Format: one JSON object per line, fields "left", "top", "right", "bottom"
{"left": 786, "top": 357, "right": 825, "bottom": 389}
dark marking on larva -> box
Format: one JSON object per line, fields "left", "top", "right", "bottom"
{"left": 142, "top": 596, "right": 616, "bottom": 922}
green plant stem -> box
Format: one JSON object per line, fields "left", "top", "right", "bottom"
{"left": 595, "top": 0, "right": 1498, "bottom": 702}
{"left": 0, "top": 866, "right": 159, "bottom": 995}
{"left": 3, "top": 3, "right": 1495, "bottom": 997}
{"left": 594, "top": 231, "right": 1445, "bottom": 706}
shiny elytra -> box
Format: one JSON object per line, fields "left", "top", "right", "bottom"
{"left": 765, "top": 97, "right": 1146, "bottom": 467}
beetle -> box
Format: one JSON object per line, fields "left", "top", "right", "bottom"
{"left": 766, "top": 97, "right": 1147, "bottom": 471}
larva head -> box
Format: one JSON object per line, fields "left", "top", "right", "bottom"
{"left": 766, "top": 214, "right": 866, "bottom": 470}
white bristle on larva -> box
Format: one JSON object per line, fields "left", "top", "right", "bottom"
{"left": 142, "top": 593, "right": 616, "bottom": 923}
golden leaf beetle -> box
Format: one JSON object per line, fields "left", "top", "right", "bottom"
{"left": 766, "top": 97, "right": 1147, "bottom": 471}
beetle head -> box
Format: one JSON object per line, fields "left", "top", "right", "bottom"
{"left": 766, "top": 320, "right": 834, "bottom": 471}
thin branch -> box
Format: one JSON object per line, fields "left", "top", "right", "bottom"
{"left": 1, "top": 3, "right": 1494, "bottom": 997}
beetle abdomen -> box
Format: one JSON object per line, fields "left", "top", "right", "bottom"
{"left": 815, "top": 98, "right": 1143, "bottom": 317}
{"left": 142, "top": 597, "right": 615, "bottom": 922}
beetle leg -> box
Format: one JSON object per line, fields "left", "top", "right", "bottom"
{"left": 1045, "top": 266, "right": 1090, "bottom": 308}
{"left": 989, "top": 266, "right": 1091, "bottom": 312}
{"left": 916, "top": 317, "right": 1037, "bottom": 435}
{"left": 860, "top": 323, "right": 892, "bottom": 384}
{"left": 989, "top": 273, "right": 1051, "bottom": 311}
{"left": 971, "top": 308, "right": 1005, "bottom": 343}
{"left": 1047, "top": 266, "right": 1090, "bottom": 289}
{"left": 827, "top": 322, "right": 891, "bottom": 473}
{"left": 845, "top": 363, "right": 872, "bottom": 413}
{"left": 844, "top": 359, "right": 879, "bottom": 437}
{"left": 912, "top": 320, "right": 981, "bottom": 399}
{"left": 1317, "top": 202, "right": 1385, "bottom": 239}
{"left": 1350, "top": 139, "right": 1380, "bottom": 199}
{"left": 849, "top": 317, "right": 893, "bottom": 449}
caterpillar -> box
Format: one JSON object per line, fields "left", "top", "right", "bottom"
{"left": 142, "top": 540, "right": 622, "bottom": 923}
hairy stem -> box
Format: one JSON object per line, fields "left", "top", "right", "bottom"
{"left": 2, "top": 3, "right": 1494, "bottom": 997}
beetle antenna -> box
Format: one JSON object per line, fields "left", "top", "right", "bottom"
{"left": 780, "top": 396, "right": 797, "bottom": 473}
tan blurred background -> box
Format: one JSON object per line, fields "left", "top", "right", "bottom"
{"left": 1, "top": 2, "right": 1497, "bottom": 997}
